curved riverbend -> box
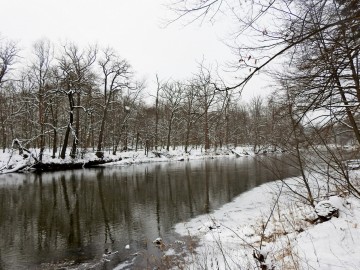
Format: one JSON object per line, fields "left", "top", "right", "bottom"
{"left": 0, "top": 155, "right": 298, "bottom": 269}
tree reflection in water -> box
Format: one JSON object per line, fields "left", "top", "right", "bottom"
{"left": 0, "top": 156, "right": 299, "bottom": 269}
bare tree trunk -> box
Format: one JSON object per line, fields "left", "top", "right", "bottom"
{"left": 48, "top": 98, "right": 57, "bottom": 158}
{"left": 185, "top": 118, "right": 192, "bottom": 153}
{"left": 287, "top": 92, "right": 315, "bottom": 207}
{"left": 60, "top": 91, "right": 75, "bottom": 159}
{"left": 204, "top": 108, "right": 210, "bottom": 150}
{"left": 70, "top": 92, "right": 81, "bottom": 158}
{"left": 38, "top": 86, "right": 45, "bottom": 161}
{"left": 166, "top": 115, "right": 173, "bottom": 151}
{"left": 52, "top": 128, "right": 57, "bottom": 158}
{"left": 155, "top": 75, "right": 160, "bottom": 150}
{"left": 334, "top": 75, "right": 360, "bottom": 145}
{"left": 135, "top": 132, "right": 140, "bottom": 151}
{"left": 96, "top": 108, "right": 108, "bottom": 158}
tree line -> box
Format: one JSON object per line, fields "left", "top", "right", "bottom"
{"left": 0, "top": 38, "right": 298, "bottom": 160}
{"left": 1, "top": 0, "right": 359, "bottom": 162}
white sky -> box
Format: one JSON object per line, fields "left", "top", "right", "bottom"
{"left": 0, "top": 0, "right": 271, "bottom": 101}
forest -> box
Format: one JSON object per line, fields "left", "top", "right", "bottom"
{"left": 0, "top": 0, "right": 360, "bottom": 269}
{"left": 0, "top": 35, "right": 357, "bottom": 164}
{"left": 1, "top": 1, "right": 359, "bottom": 166}
{"left": 0, "top": 39, "right": 300, "bottom": 160}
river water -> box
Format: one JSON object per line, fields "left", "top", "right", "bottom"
{"left": 0, "top": 155, "right": 299, "bottom": 269}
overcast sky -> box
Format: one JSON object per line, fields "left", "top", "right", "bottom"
{"left": 1, "top": 0, "right": 270, "bottom": 101}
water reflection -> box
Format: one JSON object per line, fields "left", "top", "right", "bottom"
{"left": 0, "top": 156, "right": 298, "bottom": 269}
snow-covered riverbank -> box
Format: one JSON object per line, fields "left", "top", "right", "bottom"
{"left": 0, "top": 146, "right": 255, "bottom": 173}
{"left": 2, "top": 145, "right": 359, "bottom": 270}
{"left": 173, "top": 171, "right": 360, "bottom": 270}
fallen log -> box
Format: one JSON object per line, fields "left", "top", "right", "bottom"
{"left": 32, "top": 158, "right": 122, "bottom": 172}
{"left": 0, "top": 158, "right": 122, "bottom": 174}
{"left": 230, "top": 149, "right": 240, "bottom": 157}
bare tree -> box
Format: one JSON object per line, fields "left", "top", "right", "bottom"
{"left": 182, "top": 81, "right": 201, "bottom": 152}
{"left": 154, "top": 74, "right": 162, "bottom": 150}
{"left": 57, "top": 43, "right": 97, "bottom": 159}
{"left": 0, "top": 36, "right": 19, "bottom": 150}
{"left": 248, "top": 96, "right": 266, "bottom": 154}
{"left": 29, "top": 39, "right": 54, "bottom": 161}
{"left": 112, "top": 83, "right": 143, "bottom": 155}
{"left": 0, "top": 35, "right": 18, "bottom": 86}
{"left": 281, "top": 0, "right": 360, "bottom": 145}
{"left": 192, "top": 65, "right": 218, "bottom": 150}
{"left": 168, "top": 0, "right": 360, "bottom": 94}
{"left": 95, "top": 47, "right": 132, "bottom": 158}
{"left": 159, "top": 80, "right": 184, "bottom": 151}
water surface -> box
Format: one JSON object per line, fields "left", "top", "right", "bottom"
{"left": 0, "top": 156, "right": 298, "bottom": 269}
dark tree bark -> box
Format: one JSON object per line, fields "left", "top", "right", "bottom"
{"left": 61, "top": 89, "right": 75, "bottom": 159}
{"left": 96, "top": 48, "right": 132, "bottom": 158}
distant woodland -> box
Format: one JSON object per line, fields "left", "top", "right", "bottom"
{"left": 1, "top": 0, "right": 359, "bottom": 160}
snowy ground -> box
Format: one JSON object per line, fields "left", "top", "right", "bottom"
{"left": 173, "top": 171, "right": 360, "bottom": 270}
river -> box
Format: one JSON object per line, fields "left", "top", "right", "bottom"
{"left": 0, "top": 155, "right": 299, "bottom": 269}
